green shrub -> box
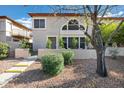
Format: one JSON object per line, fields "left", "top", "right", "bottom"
{"left": 59, "top": 37, "right": 64, "bottom": 48}
{"left": 72, "top": 37, "right": 78, "bottom": 49}
{"left": 46, "top": 39, "right": 52, "bottom": 49}
{"left": 85, "top": 37, "right": 91, "bottom": 48}
{"left": 0, "top": 42, "right": 9, "bottom": 59}
{"left": 19, "top": 39, "right": 32, "bottom": 53}
{"left": 19, "top": 39, "right": 31, "bottom": 49}
{"left": 41, "top": 53, "right": 64, "bottom": 76}
{"left": 62, "top": 50, "right": 74, "bottom": 65}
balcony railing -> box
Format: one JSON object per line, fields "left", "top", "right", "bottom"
{"left": 11, "top": 29, "right": 31, "bottom": 38}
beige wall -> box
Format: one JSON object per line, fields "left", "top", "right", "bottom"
{"left": 38, "top": 49, "right": 97, "bottom": 59}
{"left": 0, "top": 31, "right": 6, "bottom": 42}
{"left": 38, "top": 48, "right": 124, "bottom": 59}
{"left": 15, "top": 49, "right": 31, "bottom": 58}
{"left": 0, "top": 19, "right": 6, "bottom": 31}
{"left": 32, "top": 16, "right": 93, "bottom": 51}
{"left": 7, "top": 41, "right": 20, "bottom": 51}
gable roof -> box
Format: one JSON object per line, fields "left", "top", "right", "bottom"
{"left": 0, "top": 16, "right": 32, "bottom": 31}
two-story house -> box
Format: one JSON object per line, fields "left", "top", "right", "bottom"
{"left": 29, "top": 13, "right": 92, "bottom": 51}
{"left": 0, "top": 16, "right": 32, "bottom": 51}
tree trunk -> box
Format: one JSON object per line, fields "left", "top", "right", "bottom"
{"left": 96, "top": 48, "right": 107, "bottom": 77}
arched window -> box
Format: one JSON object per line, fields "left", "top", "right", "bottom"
{"left": 68, "top": 19, "right": 79, "bottom": 30}
{"left": 62, "top": 19, "right": 85, "bottom": 31}
{"left": 80, "top": 25, "right": 85, "bottom": 30}
{"left": 62, "top": 25, "right": 67, "bottom": 30}
{"left": 68, "top": 19, "right": 78, "bottom": 25}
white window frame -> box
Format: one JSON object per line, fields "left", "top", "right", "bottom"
{"left": 46, "top": 35, "right": 58, "bottom": 49}
{"left": 61, "top": 19, "right": 85, "bottom": 32}
{"left": 61, "top": 36, "right": 86, "bottom": 49}
{"left": 33, "top": 18, "right": 47, "bottom": 30}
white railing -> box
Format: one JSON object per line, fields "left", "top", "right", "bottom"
{"left": 12, "top": 29, "right": 31, "bottom": 38}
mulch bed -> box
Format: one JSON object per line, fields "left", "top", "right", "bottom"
{"left": 3, "top": 57, "right": 124, "bottom": 88}
{"left": 0, "top": 58, "right": 22, "bottom": 74}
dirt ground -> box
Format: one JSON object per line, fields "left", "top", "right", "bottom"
{"left": 3, "top": 57, "right": 124, "bottom": 88}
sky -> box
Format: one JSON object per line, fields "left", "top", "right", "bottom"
{"left": 0, "top": 5, "right": 124, "bottom": 28}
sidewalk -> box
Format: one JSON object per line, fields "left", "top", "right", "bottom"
{"left": 0, "top": 56, "right": 37, "bottom": 87}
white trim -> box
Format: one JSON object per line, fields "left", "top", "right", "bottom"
{"left": 61, "top": 36, "right": 86, "bottom": 49}
{"left": 79, "top": 37, "right": 80, "bottom": 49}
{"left": 60, "top": 18, "right": 86, "bottom": 32}
{"left": 33, "top": 18, "right": 47, "bottom": 30}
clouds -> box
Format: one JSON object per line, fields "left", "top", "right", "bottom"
{"left": 16, "top": 18, "right": 32, "bottom": 28}
{"left": 103, "top": 11, "right": 124, "bottom": 17}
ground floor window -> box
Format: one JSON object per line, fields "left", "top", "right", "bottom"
{"left": 80, "top": 37, "right": 85, "bottom": 49}
{"left": 68, "top": 37, "right": 79, "bottom": 49}
{"left": 47, "top": 36, "right": 85, "bottom": 49}
{"left": 48, "top": 37, "right": 56, "bottom": 49}
{"left": 62, "top": 37, "right": 85, "bottom": 49}
{"left": 63, "top": 37, "right": 67, "bottom": 49}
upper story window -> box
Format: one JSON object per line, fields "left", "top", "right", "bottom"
{"left": 34, "top": 19, "right": 45, "bottom": 28}
{"left": 62, "top": 19, "right": 85, "bottom": 31}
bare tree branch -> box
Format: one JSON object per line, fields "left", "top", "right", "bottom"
{"left": 84, "top": 25, "right": 92, "bottom": 40}
{"left": 86, "top": 5, "right": 93, "bottom": 14}
{"left": 97, "top": 5, "right": 102, "bottom": 13}
{"left": 98, "top": 6, "right": 109, "bottom": 23}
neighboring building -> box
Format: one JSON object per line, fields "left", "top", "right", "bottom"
{"left": 0, "top": 16, "right": 32, "bottom": 51}
{"left": 29, "top": 13, "right": 93, "bottom": 51}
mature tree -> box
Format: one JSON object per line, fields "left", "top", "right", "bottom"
{"left": 100, "top": 23, "right": 117, "bottom": 44}
{"left": 100, "top": 22, "right": 124, "bottom": 47}
{"left": 112, "top": 23, "right": 124, "bottom": 46}
{"left": 50, "top": 5, "right": 124, "bottom": 77}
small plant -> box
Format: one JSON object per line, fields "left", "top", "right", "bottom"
{"left": 59, "top": 37, "right": 64, "bottom": 48}
{"left": 46, "top": 39, "right": 52, "bottom": 49}
{"left": 19, "top": 39, "right": 31, "bottom": 49}
{"left": 72, "top": 37, "right": 78, "bottom": 49}
{"left": 19, "top": 39, "right": 32, "bottom": 53}
{"left": 109, "top": 48, "right": 119, "bottom": 59}
{"left": 0, "top": 42, "right": 9, "bottom": 59}
{"left": 85, "top": 37, "right": 91, "bottom": 49}
{"left": 62, "top": 50, "right": 74, "bottom": 65}
{"left": 41, "top": 53, "right": 64, "bottom": 76}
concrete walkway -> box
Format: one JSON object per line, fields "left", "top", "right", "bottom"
{"left": 0, "top": 56, "right": 37, "bottom": 87}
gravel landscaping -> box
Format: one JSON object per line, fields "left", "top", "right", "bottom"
{"left": 0, "top": 58, "right": 22, "bottom": 74}
{"left": 3, "top": 57, "right": 124, "bottom": 88}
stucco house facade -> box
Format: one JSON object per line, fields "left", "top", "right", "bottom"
{"left": 29, "top": 13, "right": 93, "bottom": 51}
{"left": 0, "top": 16, "right": 32, "bottom": 51}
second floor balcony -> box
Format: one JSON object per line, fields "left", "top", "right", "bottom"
{"left": 11, "top": 29, "right": 32, "bottom": 38}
